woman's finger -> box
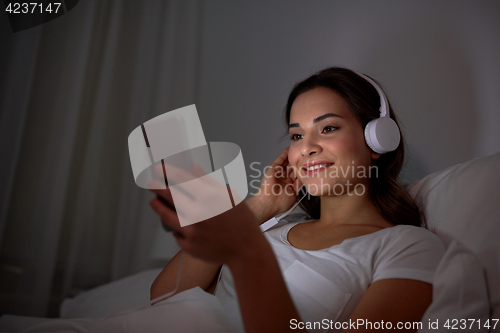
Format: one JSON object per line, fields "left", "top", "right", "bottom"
{"left": 269, "top": 148, "right": 297, "bottom": 182}
{"left": 148, "top": 179, "right": 167, "bottom": 190}
{"left": 156, "top": 195, "right": 176, "bottom": 213}
{"left": 149, "top": 179, "right": 199, "bottom": 206}
{"left": 148, "top": 180, "right": 175, "bottom": 207}
{"left": 163, "top": 162, "right": 198, "bottom": 185}
{"left": 191, "top": 163, "right": 223, "bottom": 188}
{"left": 153, "top": 162, "right": 168, "bottom": 180}
{"left": 192, "top": 163, "right": 206, "bottom": 177}
{"left": 164, "top": 163, "right": 229, "bottom": 202}
{"left": 165, "top": 163, "right": 227, "bottom": 196}
{"left": 150, "top": 198, "right": 182, "bottom": 231}
{"left": 271, "top": 147, "right": 289, "bottom": 167}
{"left": 286, "top": 161, "right": 300, "bottom": 180}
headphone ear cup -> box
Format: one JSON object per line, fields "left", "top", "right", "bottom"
{"left": 364, "top": 117, "right": 401, "bottom": 154}
{"left": 364, "top": 120, "right": 378, "bottom": 153}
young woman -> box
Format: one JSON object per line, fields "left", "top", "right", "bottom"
{"left": 149, "top": 67, "right": 445, "bottom": 332}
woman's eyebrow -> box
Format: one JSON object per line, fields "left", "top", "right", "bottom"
{"left": 288, "top": 113, "right": 342, "bottom": 129}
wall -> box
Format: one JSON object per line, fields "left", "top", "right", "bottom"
{"left": 196, "top": 0, "right": 500, "bottom": 186}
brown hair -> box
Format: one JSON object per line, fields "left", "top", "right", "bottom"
{"left": 284, "top": 67, "right": 425, "bottom": 227}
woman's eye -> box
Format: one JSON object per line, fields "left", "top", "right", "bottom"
{"left": 322, "top": 126, "right": 338, "bottom": 133}
{"left": 290, "top": 134, "right": 302, "bottom": 141}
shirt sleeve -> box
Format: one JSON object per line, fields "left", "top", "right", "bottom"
{"left": 372, "top": 226, "right": 445, "bottom": 284}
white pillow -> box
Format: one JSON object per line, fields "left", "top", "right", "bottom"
{"left": 418, "top": 238, "right": 490, "bottom": 332}
{"left": 409, "top": 151, "right": 500, "bottom": 325}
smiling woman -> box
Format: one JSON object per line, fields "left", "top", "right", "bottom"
{"left": 149, "top": 67, "right": 445, "bottom": 333}
{"left": 288, "top": 87, "right": 377, "bottom": 197}
{"left": 284, "top": 68, "right": 424, "bottom": 227}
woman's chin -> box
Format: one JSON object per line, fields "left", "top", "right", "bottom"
{"left": 301, "top": 179, "right": 368, "bottom": 197}
{"left": 301, "top": 183, "right": 337, "bottom": 197}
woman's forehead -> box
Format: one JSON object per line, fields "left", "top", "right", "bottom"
{"left": 289, "top": 87, "right": 352, "bottom": 123}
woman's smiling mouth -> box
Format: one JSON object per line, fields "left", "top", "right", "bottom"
{"left": 301, "top": 161, "right": 334, "bottom": 176}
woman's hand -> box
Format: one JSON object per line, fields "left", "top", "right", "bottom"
{"left": 247, "top": 147, "right": 303, "bottom": 224}
{"left": 148, "top": 163, "right": 266, "bottom": 266}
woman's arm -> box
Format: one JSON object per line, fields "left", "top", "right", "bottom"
{"left": 342, "top": 279, "right": 432, "bottom": 332}
{"left": 150, "top": 249, "right": 221, "bottom": 302}
{"left": 226, "top": 234, "right": 302, "bottom": 332}
{"left": 153, "top": 190, "right": 304, "bottom": 332}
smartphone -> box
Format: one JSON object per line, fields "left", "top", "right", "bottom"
{"left": 156, "top": 194, "right": 177, "bottom": 233}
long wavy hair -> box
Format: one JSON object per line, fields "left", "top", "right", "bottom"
{"left": 284, "top": 67, "right": 425, "bottom": 227}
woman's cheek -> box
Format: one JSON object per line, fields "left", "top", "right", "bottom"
{"left": 287, "top": 149, "right": 300, "bottom": 172}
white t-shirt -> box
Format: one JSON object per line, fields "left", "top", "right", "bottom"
{"left": 215, "top": 215, "right": 446, "bottom": 332}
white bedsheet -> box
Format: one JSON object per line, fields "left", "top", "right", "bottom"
{"left": 0, "top": 287, "right": 238, "bottom": 333}
{"left": 0, "top": 316, "right": 94, "bottom": 333}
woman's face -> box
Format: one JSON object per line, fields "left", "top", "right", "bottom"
{"left": 288, "top": 87, "right": 380, "bottom": 196}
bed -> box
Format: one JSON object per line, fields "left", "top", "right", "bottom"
{"left": 1, "top": 151, "right": 499, "bottom": 332}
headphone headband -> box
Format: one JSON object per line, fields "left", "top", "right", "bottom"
{"left": 357, "top": 72, "right": 400, "bottom": 154}
{"left": 357, "top": 73, "right": 389, "bottom": 118}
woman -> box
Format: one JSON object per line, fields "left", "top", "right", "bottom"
{"left": 149, "top": 67, "right": 445, "bottom": 332}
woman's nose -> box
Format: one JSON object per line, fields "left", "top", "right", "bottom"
{"left": 300, "top": 136, "right": 322, "bottom": 156}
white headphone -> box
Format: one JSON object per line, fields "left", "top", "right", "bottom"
{"left": 357, "top": 73, "right": 401, "bottom": 154}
